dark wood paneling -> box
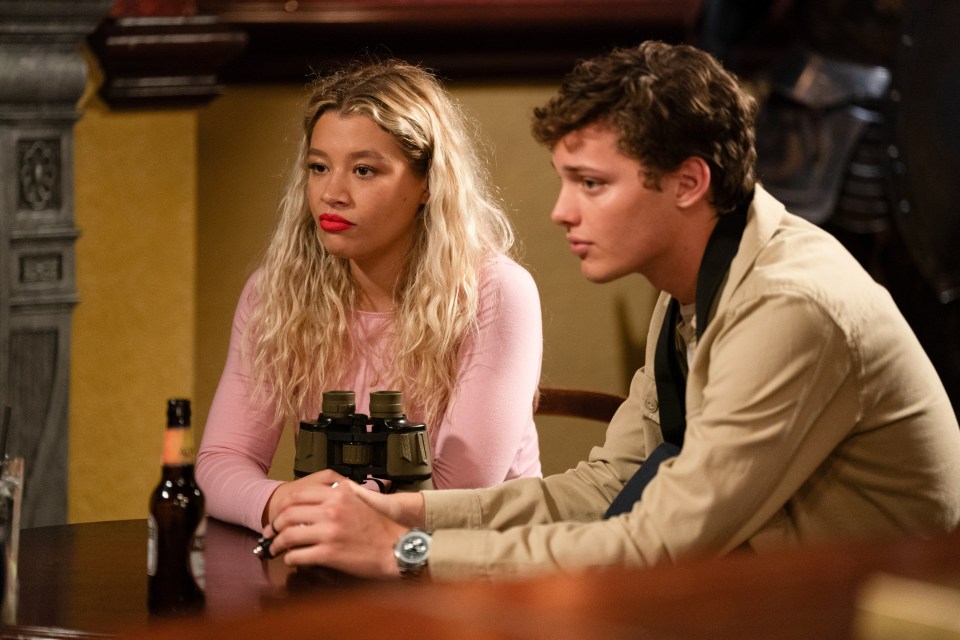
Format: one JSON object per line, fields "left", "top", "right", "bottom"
{"left": 90, "top": 0, "right": 702, "bottom": 108}
{"left": 203, "top": 0, "right": 703, "bottom": 83}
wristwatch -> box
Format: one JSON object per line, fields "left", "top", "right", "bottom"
{"left": 394, "top": 528, "right": 431, "bottom": 578}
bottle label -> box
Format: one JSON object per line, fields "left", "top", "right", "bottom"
{"left": 190, "top": 515, "right": 207, "bottom": 591}
{"left": 162, "top": 427, "right": 195, "bottom": 466}
{"left": 147, "top": 515, "right": 158, "bottom": 576}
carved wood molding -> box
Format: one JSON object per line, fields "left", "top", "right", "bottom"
{"left": 89, "top": 0, "right": 701, "bottom": 108}
{"left": 88, "top": 16, "right": 248, "bottom": 108}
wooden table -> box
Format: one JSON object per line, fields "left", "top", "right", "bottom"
{"left": 4, "top": 518, "right": 960, "bottom": 639}
{"left": 5, "top": 518, "right": 314, "bottom": 638}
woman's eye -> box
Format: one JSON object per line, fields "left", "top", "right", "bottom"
{"left": 582, "top": 178, "right": 603, "bottom": 190}
{"left": 355, "top": 165, "right": 375, "bottom": 177}
{"left": 308, "top": 163, "right": 327, "bottom": 174}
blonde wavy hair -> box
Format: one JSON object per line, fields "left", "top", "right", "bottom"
{"left": 247, "top": 59, "right": 515, "bottom": 430}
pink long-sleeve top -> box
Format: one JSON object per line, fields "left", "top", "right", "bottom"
{"left": 196, "top": 254, "right": 543, "bottom": 532}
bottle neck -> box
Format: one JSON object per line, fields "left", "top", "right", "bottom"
{"left": 160, "top": 464, "right": 196, "bottom": 481}
{"left": 162, "top": 425, "right": 196, "bottom": 466}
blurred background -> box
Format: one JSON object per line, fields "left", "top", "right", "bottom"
{"left": 1, "top": 0, "right": 956, "bottom": 527}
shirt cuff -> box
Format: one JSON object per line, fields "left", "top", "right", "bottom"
{"left": 426, "top": 528, "right": 494, "bottom": 581}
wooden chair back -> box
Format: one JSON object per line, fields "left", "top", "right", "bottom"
{"left": 535, "top": 386, "right": 625, "bottom": 423}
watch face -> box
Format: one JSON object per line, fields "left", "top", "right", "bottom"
{"left": 399, "top": 533, "right": 429, "bottom": 562}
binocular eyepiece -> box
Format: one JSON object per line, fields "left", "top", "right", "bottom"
{"left": 294, "top": 390, "right": 432, "bottom": 488}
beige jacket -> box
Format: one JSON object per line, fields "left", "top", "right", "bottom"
{"left": 424, "top": 187, "right": 960, "bottom": 581}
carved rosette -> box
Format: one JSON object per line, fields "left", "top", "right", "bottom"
{"left": 18, "top": 139, "right": 61, "bottom": 212}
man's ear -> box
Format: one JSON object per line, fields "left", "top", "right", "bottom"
{"left": 673, "top": 156, "right": 711, "bottom": 209}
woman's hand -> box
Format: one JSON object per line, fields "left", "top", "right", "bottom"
{"left": 262, "top": 471, "right": 427, "bottom": 529}
{"left": 261, "top": 469, "right": 346, "bottom": 527}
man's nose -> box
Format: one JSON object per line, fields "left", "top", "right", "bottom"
{"left": 549, "top": 187, "right": 577, "bottom": 227}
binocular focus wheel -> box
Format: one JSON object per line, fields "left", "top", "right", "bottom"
{"left": 341, "top": 443, "right": 372, "bottom": 465}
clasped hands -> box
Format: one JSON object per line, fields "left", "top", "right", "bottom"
{"left": 258, "top": 470, "right": 426, "bottom": 579}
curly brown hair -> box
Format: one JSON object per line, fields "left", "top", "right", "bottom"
{"left": 532, "top": 41, "right": 757, "bottom": 214}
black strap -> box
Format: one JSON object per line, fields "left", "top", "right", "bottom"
{"left": 604, "top": 442, "right": 681, "bottom": 518}
{"left": 654, "top": 298, "right": 686, "bottom": 448}
{"left": 696, "top": 202, "right": 750, "bottom": 341}
{"left": 603, "top": 195, "right": 751, "bottom": 519}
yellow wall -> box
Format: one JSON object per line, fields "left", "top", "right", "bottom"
{"left": 70, "top": 92, "right": 198, "bottom": 522}
{"left": 446, "top": 84, "right": 656, "bottom": 473}
{"left": 194, "top": 85, "right": 303, "bottom": 483}
{"left": 68, "top": 73, "right": 656, "bottom": 523}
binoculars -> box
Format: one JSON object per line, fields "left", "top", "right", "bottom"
{"left": 294, "top": 390, "right": 432, "bottom": 488}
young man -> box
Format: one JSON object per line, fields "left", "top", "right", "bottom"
{"left": 263, "top": 41, "right": 960, "bottom": 581}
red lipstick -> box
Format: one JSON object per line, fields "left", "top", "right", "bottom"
{"left": 318, "top": 213, "right": 354, "bottom": 233}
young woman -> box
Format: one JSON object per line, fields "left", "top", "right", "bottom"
{"left": 196, "top": 59, "right": 543, "bottom": 532}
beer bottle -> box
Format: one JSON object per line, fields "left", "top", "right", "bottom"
{"left": 147, "top": 398, "right": 205, "bottom": 615}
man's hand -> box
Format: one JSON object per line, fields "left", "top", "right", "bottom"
{"left": 349, "top": 481, "right": 428, "bottom": 529}
{"left": 262, "top": 472, "right": 426, "bottom": 579}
